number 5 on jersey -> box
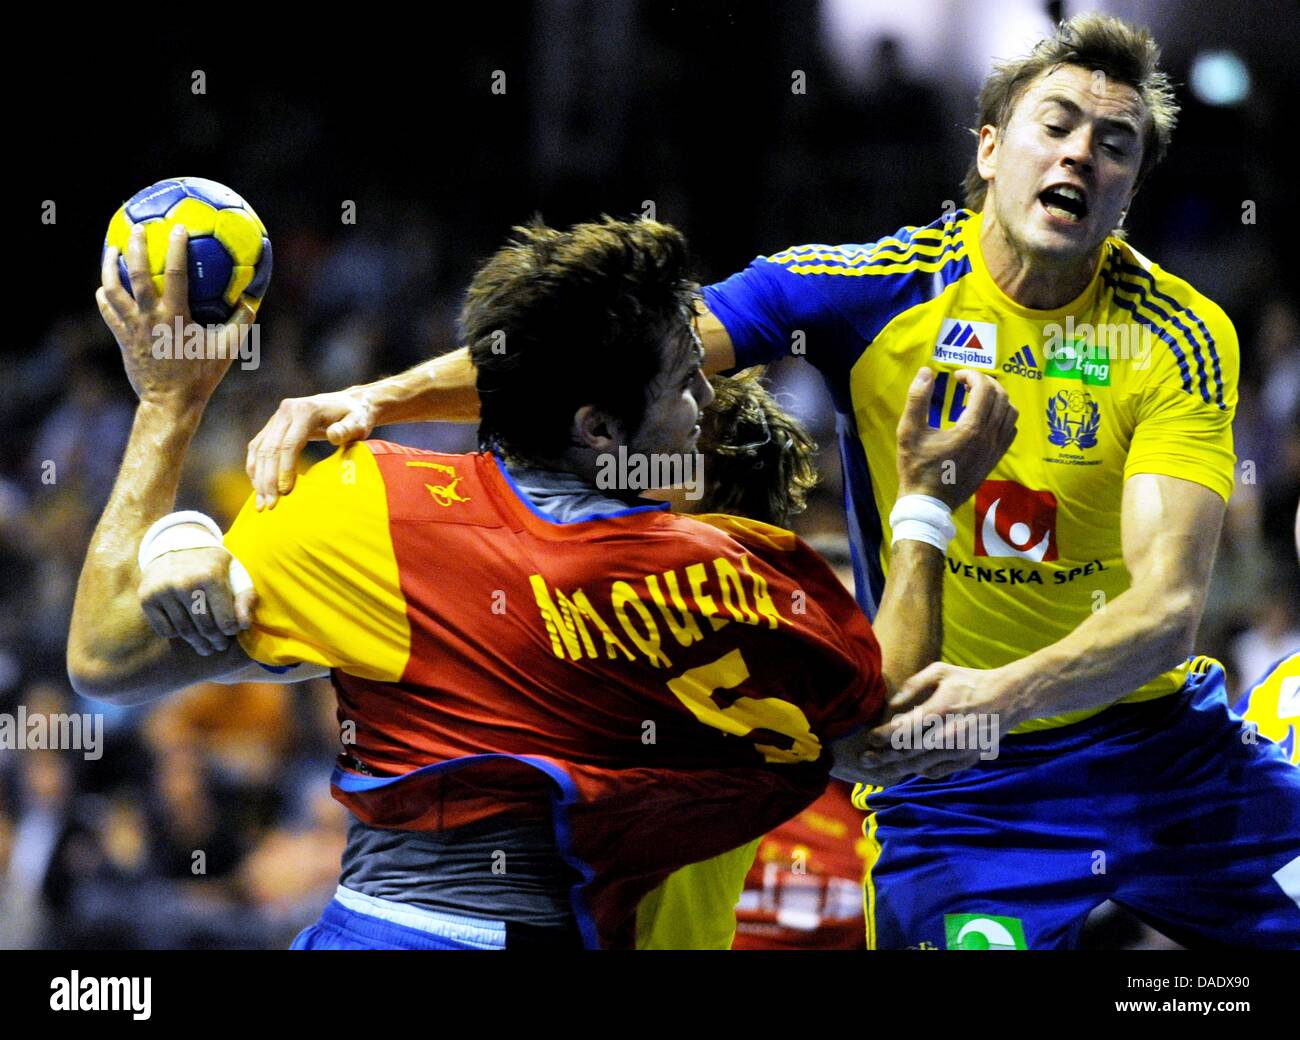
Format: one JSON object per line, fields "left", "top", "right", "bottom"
{"left": 666, "top": 648, "right": 821, "bottom": 764}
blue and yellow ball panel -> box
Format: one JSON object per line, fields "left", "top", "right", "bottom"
{"left": 103, "top": 176, "right": 272, "bottom": 323}
{"left": 123, "top": 179, "right": 188, "bottom": 222}
{"left": 246, "top": 238, "right": 273, "bottom": 299}
{"left": 180, "top": 176, "right": 248, "bottom": 210}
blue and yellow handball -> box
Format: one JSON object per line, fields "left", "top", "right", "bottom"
{"left": 104, "top": 177, "right": 272, "bottom": 324}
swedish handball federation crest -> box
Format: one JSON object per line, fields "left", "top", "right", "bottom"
{"left": 1046, "top": 390, "right": 1100, "bottom": 450}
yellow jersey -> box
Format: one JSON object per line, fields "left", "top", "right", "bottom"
{"left": 703, "top": 208, "right": 1239, "bottom": 731}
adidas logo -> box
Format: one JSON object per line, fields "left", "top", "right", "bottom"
{"left": 1002, "top": 345, "right": 1042, "bottom": 379}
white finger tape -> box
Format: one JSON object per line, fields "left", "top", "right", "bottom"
{"left": 229, "top": 556, "right": 254, "bottom": 597}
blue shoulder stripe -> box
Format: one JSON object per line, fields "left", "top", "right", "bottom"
{"left": 1113, "top": 259, "right": 1224, "bottom": 409}
{"left": 862, "top": 234, "right": 966, "bottom": 267}
{"left": 860, "top": 212, "right": 971, "bottom": 266}
{"left": 854, "top": 251, "right": 972, "bottom": 347}
{"left": 1102, "top": 257, "right": 1222, "bottom": 409}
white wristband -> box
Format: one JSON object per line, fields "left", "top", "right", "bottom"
{"left": 137, "top": 510, "right": 254, "bottom": 596}
{"left": 138, "top": 511, "right": 223, "bottom": 569}
{"left": 889, "top": 495, "right": 956, "bottom": 554}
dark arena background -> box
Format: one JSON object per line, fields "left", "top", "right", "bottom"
{"left": 5, "top": 0, "right": 1297, "bottom": 964}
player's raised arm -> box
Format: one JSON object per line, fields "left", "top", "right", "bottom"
{"left": 68, "top": 225, "right": 262, "bottom": 704}
{"left": 246, "top": 302, "right": 737, "bottom": 508}
{"left": 830, "top": 368, "right": 1017, "bottom": 783}
{"left": 874, "top": 368, "right": 1018, "bottom": 694}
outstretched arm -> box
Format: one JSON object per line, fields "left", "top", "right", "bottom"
{"left": 871, "top": 368, "right": 1017, "bottom": 695}
{"left": 245, "top": 304, "right": 739, "bottom": 508}
{"left": 830, "top": 368, "right": 1017, "bottom": 783}
{"left": 862, "top": 472, "right": 1225, "bottom": 781}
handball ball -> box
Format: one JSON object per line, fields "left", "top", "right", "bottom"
{"left": 104, "top": 177, "right": 272, "bottom": 325}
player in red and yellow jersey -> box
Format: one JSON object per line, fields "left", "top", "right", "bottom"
{"left": 633, "top": 372, "right": 869, "bottom": 950}
{"left": 69, "top": 217, "right": 1015, "bottom": 948}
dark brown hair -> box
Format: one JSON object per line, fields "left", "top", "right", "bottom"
{"left": 462, "top": 216, "right": 699, "bottom": 465}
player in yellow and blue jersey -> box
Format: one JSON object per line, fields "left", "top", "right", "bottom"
{"left": 235, "top": 14, "right": 1300, "bottom": 948}
{"left": 693, "top": 15, "right": 1300, "bottom": 946}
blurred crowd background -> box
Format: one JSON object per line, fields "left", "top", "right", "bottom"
{"left": 4, "top": 0, "right": 1296, "bottom": 948}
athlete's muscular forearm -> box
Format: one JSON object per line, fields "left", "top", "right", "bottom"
{"left": 997, "top": 579, "right": 1202, "bottom": 720}
{"left": 68, "top": 400, "right": 252, "bottom": 703}
{"left": 874, "top": 368, "right": 1016, "bottom": 696}
{"left": 68, "top": 403, "right": 198, "bottom": 700}
{"left": 830, "top": 370, "right": 1017, "bottom": 783}
{"left": 363, "top": 350, "right": 481, "bottom": 425}
{"left": 248, "top": 350, "right": 480, "bottom": 507}
{"left": 249, "top": 307, "right": 741, "bottom": 507}
{"left": 886, "top": 473, "right": 1225, "bottom": 750}
{"left": 872, "top": 541, "right": 945, "bottom": 697}
{"left": 335, "top": 308, "right": 736, "bottom": 426}
{"left": 995, "top": 473, "right": 1223, "bottom": 721}
{"left": 369, "top": 308, "right": 732, "bottom": 421}
{"left": 831, "top": 541, "right": 946, "bottom": 782}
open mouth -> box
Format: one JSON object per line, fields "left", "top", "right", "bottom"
{"left": 1039, "top": 185, "right": 1088, "bottom": 224}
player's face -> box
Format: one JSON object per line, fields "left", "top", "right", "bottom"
{"left": 629, "top": 325, "right": 713, "bottom": 458}
{"left": 984, "top": 64, "right": 1146, "bottom": 263}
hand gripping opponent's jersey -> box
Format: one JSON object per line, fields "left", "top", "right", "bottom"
{"left": 704, "top": 208, "right": 1239, "bottom": 732}
{"left": 222, "top": 442, "right": 884, "bottom": 948}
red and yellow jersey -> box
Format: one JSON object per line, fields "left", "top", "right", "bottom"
{"left": 732, "top": 781, "right": 868, "bottom": 949}
{"left": 1236, "top": 652, "right": 1299, "bottom": 765}
{"left": 705, "top": 208, "right": 1239, "bottom": 732}
{"left": 222, "top": 442, "right": 884, "bottom": 948}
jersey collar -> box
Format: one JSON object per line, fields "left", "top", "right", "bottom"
{"left": 961, "top": 209, "right": 1111, "bottom": 321}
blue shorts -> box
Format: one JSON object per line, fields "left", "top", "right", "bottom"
{"left": 291, "top": 888, "right": 507, "bottom": 950}
{"left": 860, "top": 659, "right": 1300, "bottom": 949}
